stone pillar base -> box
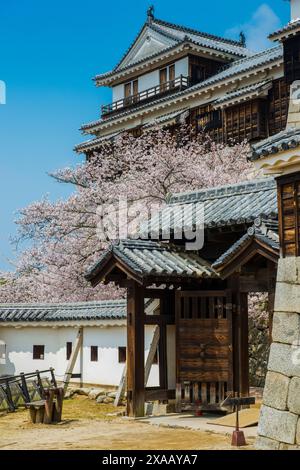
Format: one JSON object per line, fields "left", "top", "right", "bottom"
{"left": 256, "top": 257, "right": 300, "bottom": 449}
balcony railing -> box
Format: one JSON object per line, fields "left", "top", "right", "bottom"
{"left": 101, "top": 75, "right": 191, "bottom": 117}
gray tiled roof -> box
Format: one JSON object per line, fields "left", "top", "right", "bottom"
{"left": 0, "top": 300, "right": 126, "bottom": 323}
{"left": 139, "top": 178, "right": 277, "bottom": 238}
{"left": 85, "top": 239, "right": 217, "bottom": 283}
{"left": 251, "top": 127, "right": 300, "bottom": 161}
{"left": 269, "top": 19, "right": 300, "bottom": 41}
{"left": 214, "top": 80, "right": 272, "bottom": 107}
{"left": 153, "top": 18, "right": 251, "bottom": 57}
{"left": 212, "top": 221, "right": 279, "bottom": 270}
{"left": 74, "top": 130, "right": 124, "bottom": 153}
{"left": 97, "top": 18, "right": 252, "bottom": 80}
{"left": 82, "top": 45, "right": 282, "bottom": 133}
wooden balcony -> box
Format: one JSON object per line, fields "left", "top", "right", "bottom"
{"left": 101, "top": 75, "right": 191, "bottom": 118}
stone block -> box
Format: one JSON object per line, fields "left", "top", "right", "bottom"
{"left": 272, "top": 311, "right": 300, "bottom": 345}
{"left": 296, "top": 418, "right": 300, "bottom": 445}
{"left": 276, "top": 257, "right": 300, "bottom": 284}
{"left": 287, "top": 377, "right": 300, "bottom": 414}
{"left": 274, "top": 283, "right": 300, "bottom": 314}
{"left": 255, "top": 436, "right": 280, "bottom": 450}
{"left": 263, "top": 372, "right": 289, "bottom": 410}
{"left": 258, "top": 405, "right": 298, "bottom": 444}
{"left": 268, "top": 343, "right": 300, "bottom": 378}
{"left": 88, "top": 388, "right": 106, "bottom": 400}
{"left": 279, "top": 443, "right": 300, "bottom": 450}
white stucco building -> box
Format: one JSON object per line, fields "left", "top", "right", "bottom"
{"left": 0, "top": 300, "right": 169, "bottom": 388}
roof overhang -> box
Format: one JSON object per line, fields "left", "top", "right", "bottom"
{"left": 94, "top": 40, "right": 241, "bottom": 88}
{"left": 253, "top": 149, "right": 300, "bottom": 175}
{"left": 269, "top": 19, "right": 300, "bottom": 42}
{"left": 214, "top": 81, "right": 272, "bottom": 110}
{"left": 86, "top": 241, "right": 217, "bottom": 288}
{"left": 213, "top": 234, "right": 279, "bottom": 279}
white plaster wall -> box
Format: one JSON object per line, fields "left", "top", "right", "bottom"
{"left": 0, "top": 327, "right": 80, "bottom": 381}
{"left": 138, "top": 69, "right": 160, "bottom": 93}
{"left": 175, "top": 57, "right": 189, "bottom": 78}
{"left": 111, "top": 57, "right": 189, "bottom": 104}
{"left": 0, "top": 325, "right": 160, "bottom": 388}
{"left": 112, "top": 84, "right": 124, "bottom": 103}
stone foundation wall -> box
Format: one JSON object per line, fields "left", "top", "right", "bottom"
{"left": 256, "top": 257, "right": 300, "bottom": 450}
{"left": 249, "top": 314, "right": 269, "bottom": 387}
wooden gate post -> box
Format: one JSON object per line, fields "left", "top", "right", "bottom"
{"left": 127, "top": 281, "right": 145, "bottom": 418}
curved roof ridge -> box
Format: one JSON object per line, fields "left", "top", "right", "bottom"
{"left": 153, "top": 17, "right": 248, "bottom": 47}
{"left": 169, "top": 177, "right": 276, "bottom": 204}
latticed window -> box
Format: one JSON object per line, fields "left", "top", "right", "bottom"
{"left": 268, "top": 79, "right": 290, "bottom": 136}
{"left": 224, "top": 99, "right": 267, "bottom": 143}
{"left": 191, "top": 105, "right": 223, "bottom": 142}
{"left": 284, "top": 36, "right": 300, "bottom": 85}
{"left": 277, "top": 173, "right": 300, "bottom": 257}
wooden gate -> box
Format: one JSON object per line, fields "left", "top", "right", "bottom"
{"left": 175, "top": 291, "right": 233, "bottom": 411}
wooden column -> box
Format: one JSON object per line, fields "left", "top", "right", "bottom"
{"left": 229, "top": 275, "right": 249, "bottom": 396}
{"left": 239, "top": 292, "right": 249, "bottom": 397}
{"left": 127, "top": 281, "right": 145, "bottom": 418}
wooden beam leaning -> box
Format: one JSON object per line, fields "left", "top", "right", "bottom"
{"left": 145, "top": 326, "right": 160, "bottom": 386}
{"left": 127, "top": 281, "right": 145, "bottom": 417}
{"left": 63, "top": 327, "right": 83, "bottom": 393}
{"left": 114, "top": 364, "right": 127, "bottom": 407}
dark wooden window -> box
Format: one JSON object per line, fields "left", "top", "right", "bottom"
{"left": 189, "top": 55, "right": 223, "bottom": 85}
{"left": 124, "top": 80, "right": 139, "bottom": 105}
{"left": 90, "top": 346, "right": 98, "bottom": 362}
{"left": 191, "top": 105, "right": 223, "bottom": 142}
{"left": 118, "top": 346, "right": 127, "bottom": 363}
{"left": 268, "top": 79, "right": 290, "bottom": 136}
{"left": 124, "top": 82, "right": 131, "bottom": 98}
{"left": 132, "top": 79, "right": 138, "bottom": 96}
{"left": 159, "top": 67, "right": 168, "bottom": 92}
{"left": 66, "top": 342, "right": 72, "bottom": 360}
{"left": 284, "top": 36, "right": 300, "bottom": 84}
{"left": 224, "top": 99, "right": 267, "bottom": 143}
{"left": 169, "top": 64, "right": 175, "bottom": 82}
{"left": 33, "top": 345, "right": 45, "bottom": 360}
{"left": 277, "top": 173, "right": 300, "bottom": 257}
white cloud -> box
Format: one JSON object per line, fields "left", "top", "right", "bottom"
{"left": 225, "top": 4, "right": 282, "bottom": 51}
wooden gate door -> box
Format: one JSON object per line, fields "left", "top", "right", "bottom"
{"left": 175, "top": 291, "right": 233, "bottom": 411}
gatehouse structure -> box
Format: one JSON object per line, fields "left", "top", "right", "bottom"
{"left": 86, "top": 178, "right": 279, "bottom": 417}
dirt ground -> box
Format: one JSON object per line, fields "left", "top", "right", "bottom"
{"left": 0, "top": 396, "right": 255, "bottom": 450}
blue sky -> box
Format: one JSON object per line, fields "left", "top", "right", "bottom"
{"left": 0, "top": 0, "right": 290, "bottom": 270}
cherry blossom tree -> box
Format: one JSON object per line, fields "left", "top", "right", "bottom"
{"left": 0, "top": 127, "right": 253, "bottom": 303}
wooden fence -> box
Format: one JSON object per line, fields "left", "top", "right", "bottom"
{"left": 0, "top": 369, "right": 57, "bottom": 413}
